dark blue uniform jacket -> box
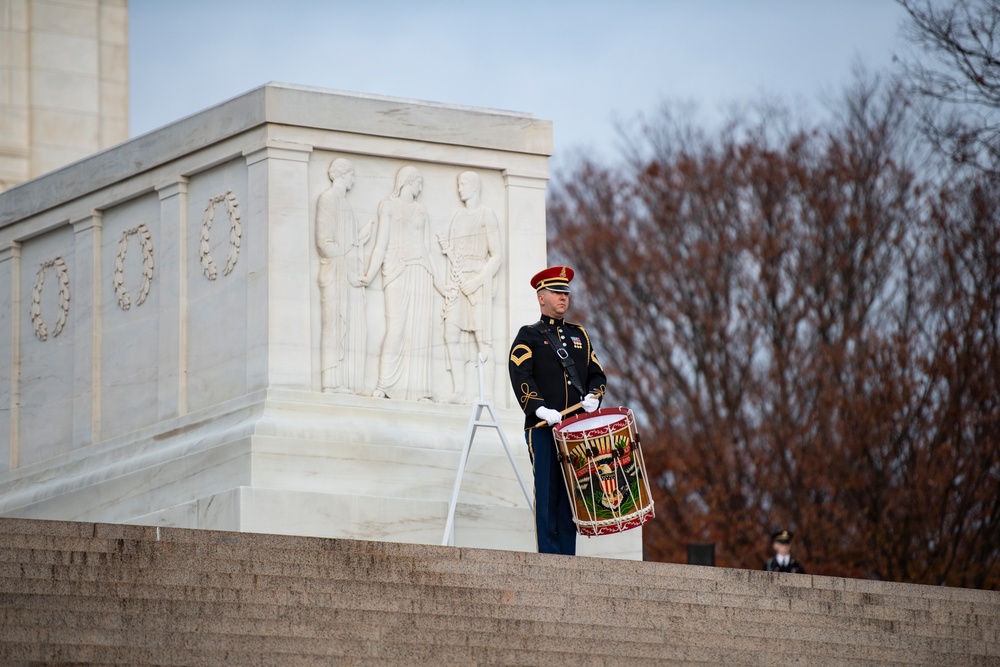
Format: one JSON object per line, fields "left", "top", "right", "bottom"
{"left": 508, "top": 316, "right": 607, "bottom": 430}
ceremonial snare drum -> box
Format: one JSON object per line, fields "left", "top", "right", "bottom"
{"left": 552, "top": 407, "right": 654, "bottom": 536}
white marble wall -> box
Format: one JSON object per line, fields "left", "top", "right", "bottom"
{"left": 0, "top": 84, "right": 641, "bottom": 559}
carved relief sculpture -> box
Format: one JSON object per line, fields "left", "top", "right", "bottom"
{"left": 30, "top": 256, "right": 71, "bottom": 341}
{"left": 113, "top": 223, "right": 155, "bottom": 311}
{"left": 361, "top": 165, "right": 444, "bottom": 401}
{"left": 438, "top": 171, "right": 503, "bottom": 402}
{"left": 316, "top": 158, "right": 372, "bottom": 393}
{"left": 199, "top": 190, "right": 242, "bottom": 280}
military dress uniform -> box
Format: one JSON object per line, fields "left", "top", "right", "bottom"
{"left": 764, "top": 556, "right": 806, "bottom": 574}
{"left": 764, "top": 529, "right": 806, "bottom": 573}
{"left": 508, "top": 266, "right": 607, "bottom": 555}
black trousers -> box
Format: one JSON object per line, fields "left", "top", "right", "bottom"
{"left": 526, "top": 427, "right": 577, "bottom": 555}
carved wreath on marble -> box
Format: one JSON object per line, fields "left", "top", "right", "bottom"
{"left": 199, "top": 190, "right": 242, "bottom": 280}
{"left": 113, "top": 223, "right": 155, "bottom": 310}
{"left": 30, "top": 256, "right": 71, "bottom": 342}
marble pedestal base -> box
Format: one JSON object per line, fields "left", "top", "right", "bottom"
{"left": 0, "top": 389, "right": 640, "bottom": 558}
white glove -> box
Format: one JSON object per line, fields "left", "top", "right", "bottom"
{"left": 535, "top": 406, "right": 563, "bottom": 426}
{"left": 582, "top": 393, "right": 600, "bottom": 413}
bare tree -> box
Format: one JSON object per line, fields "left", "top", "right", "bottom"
{"left": 897, "top": 0, "right": 1000, "bottom": 174}
{"left": 548, "top": 74, "right": 1000, "bottom": 588}
{"left": 915, "top": 173, "right": 1000, "bottom": 588}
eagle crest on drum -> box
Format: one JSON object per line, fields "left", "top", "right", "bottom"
{"left": 554, "top": 407, "right": 654, "bottom": 536}
{"left": 567, "top": 435, "right": 639, "bottom": 512}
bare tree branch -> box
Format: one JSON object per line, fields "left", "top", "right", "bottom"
{"left": 548, "top": 77, "right": 1000, "bottom": 588}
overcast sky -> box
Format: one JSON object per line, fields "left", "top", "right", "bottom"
{"left": 129, "top": 1, "right": 911, "bottom": 167}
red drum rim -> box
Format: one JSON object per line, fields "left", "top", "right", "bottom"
{"left": 576, "top": 504, "right": 655, "bottom": 536}
{"left": 554, "top": 407, "right": 633, "bottom": 439}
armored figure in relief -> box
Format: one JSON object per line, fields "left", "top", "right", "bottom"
{"left": 438, "top": 171, "right": 502, "bottom": 401}
{"left": 316, "top": 158, "right": 372, "bottom": 394}
{"left": 361, "top": 165, "right": 444, "bottom": 401}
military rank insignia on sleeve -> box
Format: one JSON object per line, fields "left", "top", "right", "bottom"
{"left": 510, "top": 344, "right": 532, "bottom": 367}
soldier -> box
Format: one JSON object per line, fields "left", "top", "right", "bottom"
{"left": 508, "top": 266, "right": 607, "bottom": 555}
{"left": 764, "top": 529, "right": 806, "bottom": 573}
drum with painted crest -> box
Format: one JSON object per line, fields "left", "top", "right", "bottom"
{"left": 552, "top": 407, "right": 654, "bottom": 536}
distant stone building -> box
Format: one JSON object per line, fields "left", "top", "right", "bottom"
{"left": 0, "top": 0, "right": 128, "bottom": 193}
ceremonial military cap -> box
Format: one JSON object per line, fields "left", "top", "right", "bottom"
{"left": 771, "top": 530, "right": 793, "bottom": 544}
{"left": 531, "top": 266, "right": 574, "bottom": 293}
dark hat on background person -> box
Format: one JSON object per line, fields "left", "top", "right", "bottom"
{"left": 771, "top": 530, "right": 793, "bottom": 544}
{"left": 531, "top": 266, "right": 574, "bottom": 293}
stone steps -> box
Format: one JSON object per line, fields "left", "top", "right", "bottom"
{"left": 0, "top": 600, "right": 982, "bottom": 664}
{"left": 2, "top": 541, "right": 993, "bottom": 632}
{"left": 0, "top": 518, "right": 997, "bottom": 666}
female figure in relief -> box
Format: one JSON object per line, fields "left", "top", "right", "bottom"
{"left": 361, "top": 165, "right": 444, "bottom": 400}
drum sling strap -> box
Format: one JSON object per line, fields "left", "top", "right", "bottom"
{"left": 536, "top": 320, "right": 588, "bottom": 398}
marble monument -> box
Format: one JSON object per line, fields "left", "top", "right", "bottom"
{"left": 0, "top": 83, "right": 640, "bottom": 559}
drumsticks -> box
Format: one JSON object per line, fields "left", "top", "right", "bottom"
{"left": 532, "top": 401, "right": 584, "bottom": 428}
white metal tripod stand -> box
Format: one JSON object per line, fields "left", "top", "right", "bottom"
{"left": 441, "top": 354, "right": 534, "bottom": 546}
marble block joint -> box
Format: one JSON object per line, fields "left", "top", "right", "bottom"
{"left": 0, "top": 83, "right": 641, "bottom": 560}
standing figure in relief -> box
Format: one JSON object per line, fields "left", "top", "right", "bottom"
{"left": 361, "top": 165, "right": 443, "bottom": 401}
{"left": 438, "top": 171, "right": 503, "bottom": 402}
{"left": 316, "top": 158, "right": 372, "bottom": 394}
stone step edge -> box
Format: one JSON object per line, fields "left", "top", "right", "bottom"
{"left": 3, "top": 597, "right": 991, "bottom": 647}
{"left": 6, "top": 566, "right": 988, "bottom": 632}
{"left": 3, "top": 555, "right": 995, "bottom": 623}
{"left": 0, "top": 618, "right": 974, "bottom": 665}
{"left": 0, "top": 638, "right": 933, "bottom": 667}
{"left": 2, "top": 585, "right": 993, "bottom": 651}
{"left": 5, "top": 589, "right": 989, "bottom": 637}
{"left": 1, "top": 519, "right": 994, "bottom": 605}
{"left": 5, "top": 541, "right": 994, "bottom": 621}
